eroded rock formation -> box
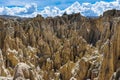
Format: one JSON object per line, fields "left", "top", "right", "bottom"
{"left": 0, "top": 9, "right": 120, "bottom": 80}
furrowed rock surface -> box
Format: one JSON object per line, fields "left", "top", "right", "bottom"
{"left": 0, "top": 9, "right": 120, "bottom": 80}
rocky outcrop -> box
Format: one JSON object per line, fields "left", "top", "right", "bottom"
{"left": 103, "top": 9, "right": 120, "bottom": 17}
{"left": 13, "top": 63, "right": 38, "bottom": 80}
{"left": 98, "top": 40, "right": 114, "bottom": 80}
{"left": 0, "top": 10, "right": 120, "bottom": 80}
{"left": 0, "top": 49, "right": 11, "bottom": 77}
{"left": 111, "top": 68, "right": 120, "bottom": 80}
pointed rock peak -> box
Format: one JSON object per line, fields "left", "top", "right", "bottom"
{"left": 65, "top": 1, "right": 81, "bottom": 14}
{"left": 71, "top": 1, "right": 81, "bottom": 7}
{"left": 53, "top": 6, "right": 60, "bottom": 11}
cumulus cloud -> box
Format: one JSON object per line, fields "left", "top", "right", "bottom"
{"left": 0, "top": 0, "right": 120, "bottom": 17}
{"left": 0, "top": 3, "right": 37, "bottom": 17}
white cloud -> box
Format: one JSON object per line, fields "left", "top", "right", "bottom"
{"left": 39, "top": 0, "right": 120, "bottom": 17}
{"left": 0, "top": 7, "right": 4, "bottom": 13}
{"left": 0, "top": 3, "right": 37, "bottom": 17}
{"left": 40, "top": 6, "right": 63, "bottom": 17}
{"left": 91, "top": 1, "right": 120, "bottom": 16}
{"left": 0, "top": 0, "right": 120, "bottom": 17}
{"left": 117, "top": 0, "right": 120, "bottom": 2}
{"left": 63, "top": 1, "right": 120, "bottom": 16}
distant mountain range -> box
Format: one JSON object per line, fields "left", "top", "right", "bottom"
{"left": 0, "top": 15, "right": 20, "bottom": 19}
{"left": 39, "top": 1, "right": 120, "bottom": 17}
{"left": 0, "top": 1, "right": 120, "bottom": 17}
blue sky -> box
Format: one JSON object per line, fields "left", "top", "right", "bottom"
{"left": 0, "top": 0, "right": 119, "bottom": 17}
{"left": 0, "top": 0, "right": 115, "bottom": 10}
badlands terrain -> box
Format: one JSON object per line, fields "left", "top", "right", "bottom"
{"left": 0, "top": 9, "right": 120, "bottom": 80}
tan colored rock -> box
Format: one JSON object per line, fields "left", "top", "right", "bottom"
{"left": 45, "top": 58, "right": 53, "bottom": 71}
{"left": 60, "top": 61, "right": 75, "bottom": 80}
{"left": 6, "top": 48, "right": 19, "bottom": 67}
{"left": 13, "top": 63, "right": 38, "bottom": 80}
{"left": 53, "top": 51, "right": 61, "bottom": 70}
{"left": 73, "top": 59, "right": 90, "bottom": 80}
{"left": 111, "top": 68, "right": 120, "bottom": 80}
{"left": 0, "top": 10, "right": 120, "bottom": 80}
{"left": 98, "top": 40, "right": 114, "bottom": 80}
{"left": 0, "top": 49, "right": 11, "bottom": 77}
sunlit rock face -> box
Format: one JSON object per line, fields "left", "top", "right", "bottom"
{"left": 0, "top": 9, "right": 120, "bottom": 80}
